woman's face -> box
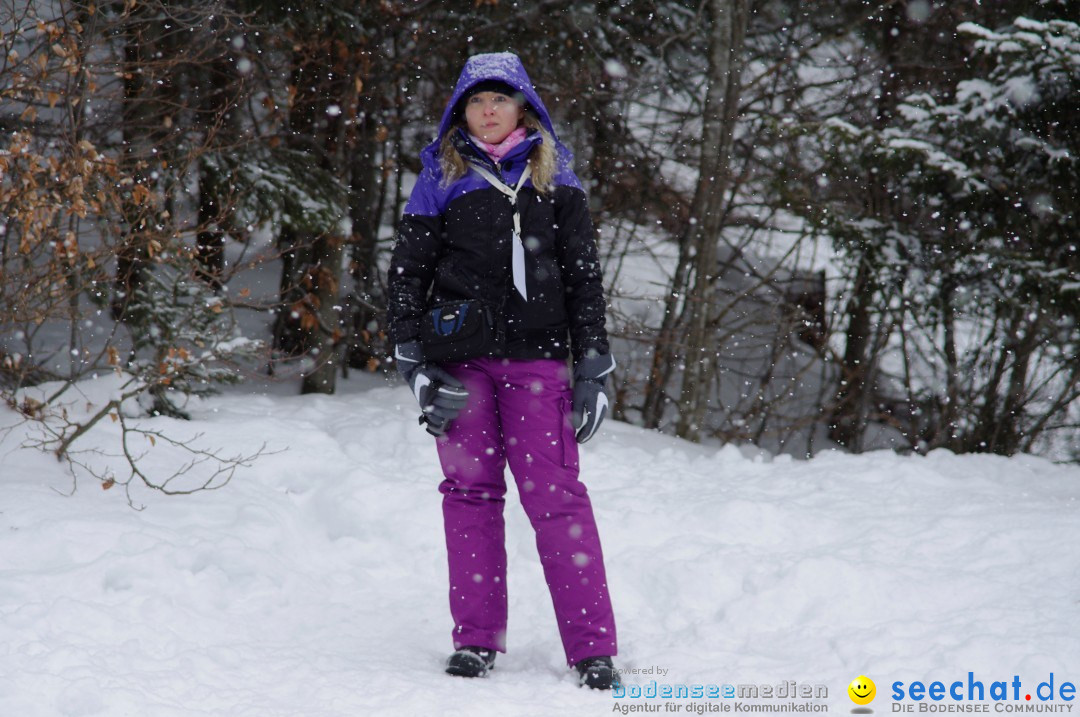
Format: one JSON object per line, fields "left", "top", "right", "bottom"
{"left": 464, "top": 91, "right": 524, "bottom": 145}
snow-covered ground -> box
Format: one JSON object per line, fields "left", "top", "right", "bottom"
{"left": 2, "top": 373, "right": 1078, "bottom": 716}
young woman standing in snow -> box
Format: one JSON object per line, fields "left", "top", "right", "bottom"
{"left": 387, "top": 52, "right": 618, "bottom": 690}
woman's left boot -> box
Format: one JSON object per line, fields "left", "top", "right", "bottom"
{"left": 575, "top": 656, "right": 616, "bottom": 689}
{"left": 446, "top": 646, "right": 497, "bottom": 678}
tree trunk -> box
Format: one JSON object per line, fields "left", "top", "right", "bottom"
{"left": 112, "top": 8, "right": 162, "bottom": 320}
{"left": 827, "top": 2, "right": 904, "bottom": 450}
{"left": 196, "top": 185, "right": 225, "bottom": 290}
{"left": 282, "top": 42, "right": 350, "bottom": 394}
{"left": 986, "top": 310, "right": 1042, "bottom": 454}
{"left": 641, "top": 245, "right": 692, "bottom": 429}
{"left": 672, "top": 0, "right": 749, "bottom": 441}
{"left": 940, "top": 279, "right": 960, "bottom": 450}
{"left": 345, "top": 95, "right": 383, "bottom": 371}
{"left": 828, "top": 257, "right": 875, "bottom": 451}
{"left": 195, "top": 53, "right": 232, "bottom": 291}
{"left": 300, "top": 236, "right": 346, "bottom": 394}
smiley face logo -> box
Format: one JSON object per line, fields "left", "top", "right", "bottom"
{"left": 848, "top": 676, "right": 876, "bottom": 705}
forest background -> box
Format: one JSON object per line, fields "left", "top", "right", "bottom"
{"left": 3, "top": 0, "right": 1078, "bottom": 489}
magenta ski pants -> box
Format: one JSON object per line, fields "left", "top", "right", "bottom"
{"left": 434, "top": 357, "right": 617, "bottom": 666}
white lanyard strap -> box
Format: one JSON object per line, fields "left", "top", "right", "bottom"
{"left": 470, "top": 163, "right": 533, "bottom": 300}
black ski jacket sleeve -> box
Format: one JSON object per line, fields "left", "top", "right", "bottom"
{"left": 387, "top": 171, "right": 443, "bottom": 346}
{"left": 554, "top": 185, "right": 609, "bottom": 362}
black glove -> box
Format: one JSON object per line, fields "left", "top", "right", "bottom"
{"left": 395, "top": 341, "right": 470, "bottom": 437}
{"left": 571, "top": 352, "right": 615, "bottom": 444}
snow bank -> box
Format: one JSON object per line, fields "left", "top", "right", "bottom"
{"left": 1, "top": 375, "right": 1077, "bottom": 716}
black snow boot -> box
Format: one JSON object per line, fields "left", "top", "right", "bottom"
{"left": 575, "top": 656, "right": 616, "bottom": 690}
{"left": 445, "top": 646, "right": 497, "bottom": 678}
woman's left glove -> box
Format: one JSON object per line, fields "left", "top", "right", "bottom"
{"left": 571, "top": 352, "right": 616, "bottom": 444}
{"left": 394, "top": 341, "right": 470, "bottom": 437}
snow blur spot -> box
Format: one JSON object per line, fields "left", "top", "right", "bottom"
{"left": 573, "top": 552, "right": 590, "bottom": 567}
{"left": 472, "top": 573, "right": 483, "bottom": 583}
{"left": 604, "top": 59, "right": 628, "bottom": 79}
{"left": 568, "top": 523, "right": 583, "bottom": 539}
{"left": 236, "top": 58, "right": 252, "bottom": 75}
{"left": 907, "top": 0, "right": 930, "bottom": 22}
{"left": 1004, "top": 76, "right": 1038, "bottom": 108}
{"left": 1029, "top": 193, "right": 1054, "bottom": 217}
{"left": 523, "top": 480, "right": 535, "bottom": 492}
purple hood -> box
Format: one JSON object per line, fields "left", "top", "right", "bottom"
{"left": 420, "top": 52, "right": 577, "bottom": 179}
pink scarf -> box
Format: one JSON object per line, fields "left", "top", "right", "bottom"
{"left": 469, "top": 127, "right": 529, "bottom": 163}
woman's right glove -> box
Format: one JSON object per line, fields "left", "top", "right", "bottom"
{"left": 572, "top": 352, "right": 616, "bottom": 444}
{"left": 394, "top": 341, "right": 469, "bottom": 437}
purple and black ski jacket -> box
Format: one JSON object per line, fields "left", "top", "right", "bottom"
{"left": 387, "top": 53, "right": 609, "bottom": 362}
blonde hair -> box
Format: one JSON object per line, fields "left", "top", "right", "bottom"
{"left": 438, "top": 112, "right": 557, "bottom": 195}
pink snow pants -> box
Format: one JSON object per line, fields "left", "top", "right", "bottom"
{"left": 434, "top": 357, "right": 617, "bottom": 666}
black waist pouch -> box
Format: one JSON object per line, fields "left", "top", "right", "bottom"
{"left": 420, "top": 300, "right": 496, "bottom": 363}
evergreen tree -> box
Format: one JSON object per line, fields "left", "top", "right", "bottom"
{"left": 809, "top": 14, "right": 1080, "bottom": 454}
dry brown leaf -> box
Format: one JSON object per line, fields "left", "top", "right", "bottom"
{"left": 132, "top": 183, "right": 152, "bottom": 206}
